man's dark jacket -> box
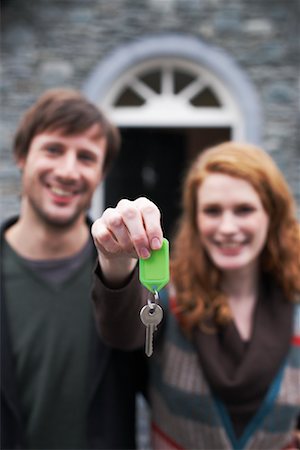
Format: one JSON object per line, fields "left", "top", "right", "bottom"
{"left": 1, "top": 217, "right": 146, "bottom": 450}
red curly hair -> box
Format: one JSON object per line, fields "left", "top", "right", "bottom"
{"left": 171, "top": 142, "right": 300, "bottom": 332}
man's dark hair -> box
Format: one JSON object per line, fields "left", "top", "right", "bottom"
{"left": 13, "top": 88, "right": 121, "bottom": 174}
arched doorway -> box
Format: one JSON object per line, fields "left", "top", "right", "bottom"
{"left": 105, "top": 126, "right": 230, "bottom": 239}
{"left": 83, "top": 34, "right": 262, "bottom": 236}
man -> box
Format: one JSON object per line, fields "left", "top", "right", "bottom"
{"left": 0, "top": 89, "right": 145, "bottom": 449}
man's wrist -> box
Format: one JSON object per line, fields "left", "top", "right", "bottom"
{"left": 98, "top": 254, "right": 137, "bottom": 288}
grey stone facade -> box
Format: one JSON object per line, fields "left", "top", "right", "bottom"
{"left": 1, "top": 0, "right": 300, "bottom": 220}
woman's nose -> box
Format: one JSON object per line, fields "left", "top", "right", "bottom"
{"left": 218, "top": 212, "right": 238, "bottom": 234}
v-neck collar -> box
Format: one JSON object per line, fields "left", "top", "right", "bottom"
{"left": 3, "top": 238, "right": 93, "bottom": 292}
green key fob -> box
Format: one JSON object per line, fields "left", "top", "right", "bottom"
{"left": 139, "top": 238, "right": 170, "bottom": 293}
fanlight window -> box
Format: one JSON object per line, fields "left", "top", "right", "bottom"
{"left": 85, "top": 36, "right": 262, "bottom": 220}
{"left": 113, "top": 65, "right": 222, "bottom": 108}
{"left": 102, "top": 59, "right": 238, "bottom": 128}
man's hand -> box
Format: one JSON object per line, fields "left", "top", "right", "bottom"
{"left": 91, "top": 197, "right": 163, "bottom": 285}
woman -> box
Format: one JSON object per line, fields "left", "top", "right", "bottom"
{"left": 92, "top": 142, "right": 300, "bottom": 449}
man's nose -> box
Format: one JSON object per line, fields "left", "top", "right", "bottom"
{"left": 55, "top": 152, "right": 80, "bottom": 181}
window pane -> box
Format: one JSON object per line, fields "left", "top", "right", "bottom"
{"left": 174, "top": 70, "right": 196, "bottom": 94}
{"left": 114, "top": 87, "right": 146, "bottom": 107}
{"left": 139, "top": 71, "right": 161, "bottom": 94}
{"left": 190, "top": 87, "right": 221, "bottom": 107}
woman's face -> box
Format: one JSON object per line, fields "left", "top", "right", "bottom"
{"left": 196, "top": 173, "right": 269, "bottom": 273}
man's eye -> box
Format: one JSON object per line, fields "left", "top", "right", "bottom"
{"left": 78, "top": 152, "right": 97, "bottom": 162}
{"left": 45, "top": 145, "right": 61, "bottom": 155}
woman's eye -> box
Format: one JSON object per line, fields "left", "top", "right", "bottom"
{"left": 202, "top": 207, "right": 221, "bottom": 216}
{"left": 235, "top": 205, "right": 255, "bottom": 215}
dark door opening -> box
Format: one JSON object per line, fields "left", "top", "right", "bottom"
{"left": 105, "top": 127, "right": 231, "bottom": 239}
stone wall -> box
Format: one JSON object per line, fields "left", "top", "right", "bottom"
{"left": 1, "top": 0, "right": 299, "bottom": 220}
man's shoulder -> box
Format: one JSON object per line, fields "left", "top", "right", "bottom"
{"left": 0, "top": 216, "right": 19, "bottom": 248}
{"left": 1, "top": 216, "right": 19, "bottom": 233}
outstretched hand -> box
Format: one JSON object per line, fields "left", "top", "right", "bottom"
{"left": 92, "top": 197, "right": 163, "bottom": 284}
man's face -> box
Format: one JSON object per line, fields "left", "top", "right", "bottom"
{"left": 18, "top": 124, "right": 107, "bottom": 228}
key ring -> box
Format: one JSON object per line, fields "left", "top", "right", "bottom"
{"left": 147, "top": 290, "right": 159, "bottom": 313}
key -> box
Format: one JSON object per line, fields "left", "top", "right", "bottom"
{"left": 140, "top": 304, "right": 163, "bottom": 357}
{"left": 139, "top": 238, "right": 168, "bottom": 356}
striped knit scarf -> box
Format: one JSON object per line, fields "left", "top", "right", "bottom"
{"left": 149, "top": 289, "right": 300, "bottom": 450}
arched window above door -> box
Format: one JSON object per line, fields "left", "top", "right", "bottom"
{"left": 83, "top": 34, "right": 262, "bottom": 141}
{"left": 112, "top": 64, "right": 221, "bottom": 108}
{"left": 101, "top": 58, "right": 237, "bottom": 129}
{"left": 83, "top": 34, "right": 262, "bottom": 217}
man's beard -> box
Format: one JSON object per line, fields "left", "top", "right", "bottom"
{"left": 30, "top": 197, "right": 91, "bottom": 230}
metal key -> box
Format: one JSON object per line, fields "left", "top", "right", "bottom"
{"left": 140, "top": 304, "right": 163, "bottom": 357}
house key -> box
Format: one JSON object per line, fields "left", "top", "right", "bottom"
{"left": 140, "top": 301, "right": 163, "bottom": 357}
{"left": 139, "top": 238, "right": 169, "bottom": 356}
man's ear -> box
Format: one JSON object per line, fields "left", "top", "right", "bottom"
{"left": 15, "top": 154, "right": 26, "bottom": 171}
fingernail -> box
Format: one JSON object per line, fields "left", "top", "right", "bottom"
{"left": 151, "top": 238, "right": 161, "bottom": 249}
{"left": 140, "top": 247, "right": 151, "bottom": 259}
